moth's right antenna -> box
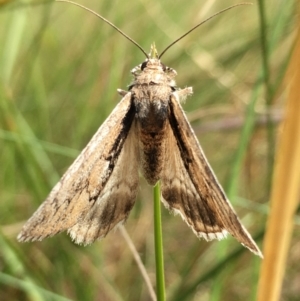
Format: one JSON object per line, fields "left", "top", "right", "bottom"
{"left": 56, "top": 0, "right": 149, "bottom": 58}
{"left": 159, "top": 3, "right": 252, "bottom": 59}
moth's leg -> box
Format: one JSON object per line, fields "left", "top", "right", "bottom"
{"left": 173, "top": 87, "right": 193, "bottom": 103}
{"left": 117, "top": 89, "right": 128, "bottom": 97}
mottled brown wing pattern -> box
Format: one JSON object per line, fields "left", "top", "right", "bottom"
{"left": 18, "top": 93, "right": 139, "bottom": 245}
{"left": 160, "top": 94, "right": 262, "bottom": 257}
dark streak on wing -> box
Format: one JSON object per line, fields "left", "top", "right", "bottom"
{"left": 17, "top": 93, "right": 136, "bottom": 242}
{"left": 165, "top": 103, "right": 220, "bottom": 233}
{"left": 160, "top": 121, "right": 221, "bottom": 237}
{"left": 164, "top": 95, "right": 261, "bottom": 255}
{"left": 68, "top": 121, "right": 140, "bottom": 244}
{"left": 95, "top": 99, "right": 136, "bottom": 194}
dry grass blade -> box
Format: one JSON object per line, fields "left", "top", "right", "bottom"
{"left": 118, "top": 225, "right": 157, "bottom": 301}
{"left": 256, "top": 17, "right": 300, "bottom": 301}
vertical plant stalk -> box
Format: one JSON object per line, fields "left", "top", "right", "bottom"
{"left": 256, "top": 21, "right": 300, "bottom": 301}
{"left": 153, "top": 182, "right": 166, "bottom": 301}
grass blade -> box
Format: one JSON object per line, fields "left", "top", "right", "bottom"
{"left": 153, "top": 182, "right": 165, "bottom": 301}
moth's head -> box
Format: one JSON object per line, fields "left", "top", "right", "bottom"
{"left": 131, "top": 58, "right": 177, "bottom": 79}
{"left": 141, "top": 58, "right": 166, "bottom": 72}
{"left": 130, "top": 43, "right": 176, "bottom": 78}
{"left": 141, "top": 43, "right": 167, "bottom": 72}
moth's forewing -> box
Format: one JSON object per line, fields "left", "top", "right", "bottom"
{"left": 160, "top": 94, "right": 262, "bottom": 257}
{"left": 18, "top": 93, "right": 139, "bottom": 245}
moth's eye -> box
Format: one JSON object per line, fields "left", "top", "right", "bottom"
{"left": 161, "top": 63, "right": 167, "bottom": 71}
{"left": 141, "top": 61, "right": 148, "bottom": 70}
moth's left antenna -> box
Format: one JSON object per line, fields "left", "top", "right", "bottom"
{"left": 56, "top": 0, "right": 149, "bottom": 58}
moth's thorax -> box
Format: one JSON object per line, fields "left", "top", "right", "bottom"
{"left": 130, "top": 58, "right": 177, "bottom": 126}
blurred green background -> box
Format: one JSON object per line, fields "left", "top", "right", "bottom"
{"left": 0, "top": 0, "right": 298, "bottom": 300}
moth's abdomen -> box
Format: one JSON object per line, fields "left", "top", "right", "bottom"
{"left": 135, "top": 96, "right": 169, "bottom": 186}
{"left": 139, "top": 127, "right": 167, "bottom": 185}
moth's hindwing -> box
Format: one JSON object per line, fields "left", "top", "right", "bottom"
{"left": 160, "top": 94, "right": 262, "bottom": 257}
{"left": 18, "top": 93, "right": 139, "bottom": 245}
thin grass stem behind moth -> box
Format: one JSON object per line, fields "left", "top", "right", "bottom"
{"left": 18, "top": 1, "right": 263, "bottom": 258}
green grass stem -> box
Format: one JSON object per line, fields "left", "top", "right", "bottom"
{"left": 153, "top": 182, "right": 165, "bottom": 301}
{"left": 257, "top": 0, "right": 275, "bottom": 193}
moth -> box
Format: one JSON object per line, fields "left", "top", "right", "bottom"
{"left": 18, "top": 1, "right": 262, "bottom": 257}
